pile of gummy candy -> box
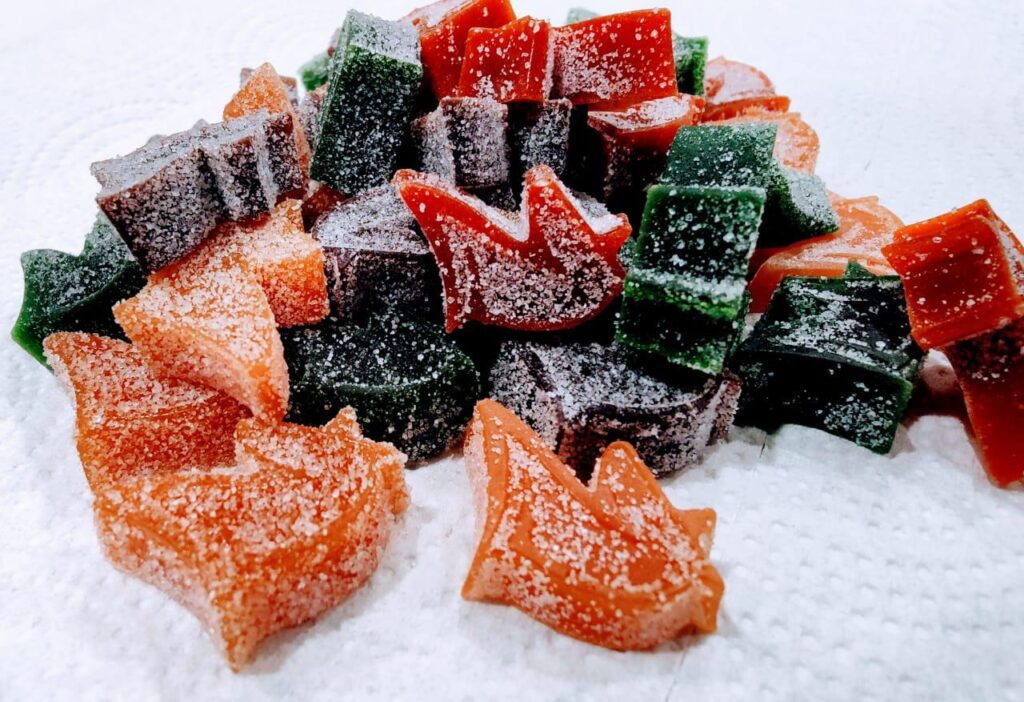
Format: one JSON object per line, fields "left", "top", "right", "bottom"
{"left": 12, "top": 0, "right": 1024, "bottom": 671}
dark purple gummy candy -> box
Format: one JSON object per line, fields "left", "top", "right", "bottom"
{"left": 412, "top": 97, "right": 511, "bottom": 189}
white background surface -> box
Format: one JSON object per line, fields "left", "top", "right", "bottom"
{"left": 1, "top": 1, "right": 1023, "bottom": 700}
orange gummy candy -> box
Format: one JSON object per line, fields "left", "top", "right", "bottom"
{"left": 748, "top": 195, "right": 903, "bottom": 312}
{"left": 93, "top": 412, "right": 408, "bottom": 670}
{"left": 882, "top": 199, "right": 1024, "bottom": 349}
{"left": 224, "top": 62, "right": 311, "bottom": 173}
{"left": 702, "top": 56, "right": 790, "bottom": 121}
{"left": 43, "top": 332, "right": 247, "bottom": 490}
{"left": 714, "top": 108, "right": 819, "bottom": 172}
{"left": 462, "top": 399, "right": 724, "bottom": 650}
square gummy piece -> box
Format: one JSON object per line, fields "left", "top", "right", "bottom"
{"left": 489, "top": 340, "right": 741, "bottom": 478}
{"left": 660, "top": 122, "right": 778, "bottom": 190}
{"left": 733, "top": 267, "right": 923, "bottom": 454}
{"left": 313, "top": 185, "right": 440, "bottom": 321}
{"left": 760, "top": 163, "right": 840, "bottom": 247}
{"left": 508, "top": 99, "right": 572, "bottom": 182}
{"left": 226, "top": 63, "right": 311, "bottom": 174}
{"left": 673, "top": 35, "right": 708, "bottom": 95}
{"left": 615, "top": 185, "right": 765, "bottom": 373}
{"left": 12, "top": 214, "right": 145, "bottom": 365}
{"left": 882, "top": 199, "right": 1024, "bottom": 349}
{"left": 457, "top": 17, "right": 554, "bottom": 103}
{"left": 412, "top": 97, "right": 511, "bottom": 188}
{"left": 310, "top": 11, "right": 423, "bottom": 195}
{"left": 299, "top": 51, "right": 331, "bottom": 91}
{"left": 44, "top": 333, "right": 247, "bottom": 490}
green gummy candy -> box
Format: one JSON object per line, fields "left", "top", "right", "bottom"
{"left": 733, "top": 268, "right": 923, "bottom": 453}
{"left": 282, "top": 314, "right": 481, "bottom": 462}
{"left": 299, "top": 51, "right": 331, "bottom": 91}
{"left": 616, "top": 185, "right": 765, "bottom": 374}
{"left": 673, "top": 35, "right": 708, "bottom": 95}
{"left": 12, "top": 215, "right": 145, "bottom": 366}
{"left": 761, "top": 163, "right": 840, "bottom": 247}
{"left": 661, "top": 122, "right": 777, "bottom": 190}
{"left": 565, "top": 7, "right": 598, "bottom": 23}
{"left": 310, "top": 11, "right": 423, "bottom": 195}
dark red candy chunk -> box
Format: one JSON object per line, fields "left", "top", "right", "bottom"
{"left": 702, "top": 57, "right": 790, "bottom": 121}
{"left": 457, "top": 16, "right": 554, "bottom": 103}
{"left": 552, "top": 10, "right": 678, "bottom": 106}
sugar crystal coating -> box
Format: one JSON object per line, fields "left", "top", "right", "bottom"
{"left": 456, "top": 17, "right": 554, "bottom": 103}
{"left": 714, "top": 108, "right": 820, "bottom": 173}
{"left": 702, "top": 56, "right": 790, "bottom": 121}
{"left": 661, "top": 122, "right": 778, "bottom": 190}
{"left": 238, "top": 66, "right": 299, "bottom": 104}
{"left": 462, "top": 399, "right": 724, "bottom": 649}
{"left": 299, "top": 51, "right": 331, "bottom": 91}
{"left": 225, "top": 63, "right": 311, "bottom": 173}
{"left": 490, "top": 341, "right": 741, "bottom": 478}
{"left": 508, "top": 99, "right": 572, "bottom": 183}
{"left": 412, "top": 97, "right": 511, "bottom": 188}
{"left": 760, "top": 163, "right": 840, "bottom": 246}
{"left": 673, "top": 35, "right": 708, "bottom": 96}
{"left": 93, "top": 412, "right": 408, "bottom": 670}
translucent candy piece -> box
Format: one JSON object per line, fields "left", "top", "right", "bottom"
{"left": 588, "top": 95, "right": 706, "bottom": 152}
{"left": 882, "top": 200, "right": 1024, "bottom": 349}
{"left": 114, "top": 242, "right": 289, "bottom": 420}
{"left": 238, "top": 66, "right": 298, "bottom": 104}
{"left": 490, "top": 341, "right": 741, "bottom": 478}
{"left": 749, "top": 195, "right": 902, "bottom": 312}
{"left": 92, "top": 111, "right": 306, "bottom": 272}
{"left": 92, "top": 413, "right": 408, "bottom": 670}
{"left": 552, "top": 9, "right": 678, "bottom": 106}
{"left": 456, "top": 17, "right": 554, "bottom": 103}
{"left": 393, "top": 165, "right": 631, "bottom": 332}
{"left": 761, "top": 163, "right": 840, "bottom": 247}
{"left": 508, "top": 99, "right": 572, "bottom": 182}
{"left": 43, "top": 333, "right": 247, "bottom": 489}
{"left": 734, "top": 267, "right": 923, "bottom": 453}
{"left": 412, "top": 97, "right": 511, "bottom": 189}
{"left": 298, "top": 51, "right": 331, "bottom": 91}
{"left": 12, "top": 214, "right": 145, "bottom": 364}
{"left": 225, "top": 63, "right": 311, "bottom": 173}
{"left": 462, "top": 399, "right": 724, "bottom": 649}
{"left": 945, "top": 318, "right": 1024, "bottom": 486}
{"left": 283, "top": 314, "right": 480, "bottom": 461}
{"left": 714, "top": 109, "right": 820, "bottom": 173}
{"left": 702, "top": 56, "right": 791, "bottom": 121}
{"left": 310, "top": 11, "right": 423, "bottom": 195}
{"left": 673, "top": 35, "right": 708, "bottom": 95}
{"left": 616, "top": 184, "right": 764, "bottom": 373}
{"left": 406, "top": 0, "right": 517, "bottom": 99}
{"left": 313, "top": 185, "right": 439, "bottom": 321}
{"left": 564, "top": 7, "right": 598, "bottom": 24}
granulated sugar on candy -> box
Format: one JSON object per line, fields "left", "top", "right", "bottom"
{"left": 226, "top": 63, "right": 311, "bottom": 173}
{"left": 456, "top": 16, "right": 554, "bottom": 103}
{"left": 552, "top": 10, "right": 678, "bottom": 106}
{"left": 661, "top": 122, "right": 777, "bottom": 190}
{"left": 702, "top": 56, "right": 791, "bottom": 121}
{"left": 760, "top": 164, "right": 840, "bottom": 246}
{"left": 12, "top": 214, "right": 145, "bottom": 364}
{"left": 489, "top": 340, "right": 741, "bottom": 478}
{"left": 714, "top": 108, "right": 820, "bottom": 173}
{"left": 673, "top": 35, "right": 708, "bottom": 96}
{"left": 412, "top": 97, "right": 511, "bottom": 189}
{"left": 462, "top": 399, "right": 724, "bottom": 650}
{"left": 616, "top": 185, "right": 764, "bottom": 373}
{"left": 43, "top": 333, "right": 247, "bottom": 490}
{"left": 508, "top": 99, "right": 572, "bottom": 183}
{"left": 313, "top": 185, "right": 439, "bottom": 321}
{"left": 405, "top": 0, "right": 517, "bottom": 99}
{"left": 393, "top": 165, "right": 631, "bottom": 332}
{"left": 733, "top": 264, "right": 923, "bottom": 454}
{"left": 299, "top": 52, "right": 331, "bottom": 91}
{"left": 282, "top": 314, "right": 480, "bottom": 462}
{"left": 92, "top": 413, "right": 408, "bottom": 670}
{"left": 238, "top": 67, "right": 298, "bottom": 104}
{"left": 309, "top": 11, "right": 423, "bottom": 195}
{"left": 92, "top": 111, "right": 305, "bottom": 272}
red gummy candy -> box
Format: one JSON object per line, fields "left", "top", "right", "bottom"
{"left": 587, "top": 94, "right": 706, "bottom": 153}
{"left": 406, "top": 0, "right": 517, "bottom": 99}
{"left": 457, "top": 16, "right": 554, "bottom": 103}
{"left": 882, "top": 200, "right": 1024, "bottom": 349}
{"left": 224, "top": 63, "right": 311, "bottom": 173}
{"left": 713, "top": 108, "right": 819, "bottom": 173}
{"left": 462, "top": 399, "right": 724, "bottom": 649}
{"left": 393, "top": 164, "right": 630, "bottom": 332}
{"left": 44, "top": 332, "right": 248, "bottom": 490}
{"left": 702, "top": 57, "right": 790, "bottom": 121}
{"left": 552, "top": 9, "right": 678, "bottom": 106}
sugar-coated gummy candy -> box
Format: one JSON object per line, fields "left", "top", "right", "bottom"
{"left": 553, "top": 10, "right": 678, "bottom": 107}
{"left": 92, "top": 412, "right": 408, "bottom": 670}
{"left": 43, "top": 333, "right": 247, "bottom": 489}
{"left": 462, "top": 399, "right": 724, "bottom": 649}
{"left": 702, "top": 56, "right": 790, "bottom": 121}
{"left": 282, "top": 314, "right": 480, "bottom": 462}
{"left": 406, "top": 0, "right": 517, "bottom": 99}
{"left": 238, "top": 66, "right": 298, "bottom": 104}
{"left": 882, "top": 199, "right": 1024, "bottom": 349}
{"left": 12, "top": 214, "right": 145, "bottom": 365}
{"left": 564, "top": 7, "right": 598, "bottom": 24}
{"left": 661, "top": 122, "right": 777, "bottom": 190}
{"left": 114, "top": 236, "right": 289, "bottom": 420}
{"left": 299, "top": 51, "right": 331, "bottom": 91}
{"left": 92, "top": 111, "right": 306, "bottom": 272}
{"left": 760, "top": 163, "right": 840, "bottom": 246}
{"left": 616, "top": 185, "right": 764, "bottom": 373}
{"left": 393, "top": 165, "right": 631, "bottom": 332}
{"left": 412, "top": 97, "right": 511, "bottom": 188}
{"left": 734, "top": 265, "right": 923, "bottom": 454}
{"left": 508, "top": 99, "right": 572, "bottom": 183}
{"left": 313, "top": 185, "right": 440, "bottom": 321}
{"left": 714, "top": 108, "right": 820, "bottom": 173}
{"left": 297, "top": 86, "right": 327, "bottom": 151}
{"left": 490, "top": 341, "right": 741, "bottom": 478}
{"left": 310, "top": 11, "right": 423, "bottom": 195}
{"left": 456, "top": 17, "right": 554, "bottom": 103}
{"left": 226, "top": 63, "right": 311, "bottom": 173}
{"left": 945, "top": 318, "right": 1024, "bottom": 486}
{"left": 673, "top": 35, "right": 708, "bottom": 96}
{"left": 749, "top": 195, "right": 902, "bottom": 312}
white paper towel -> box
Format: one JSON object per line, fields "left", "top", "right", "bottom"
{"left": 1, "top": 1, "right": 1022, "bottom": 700}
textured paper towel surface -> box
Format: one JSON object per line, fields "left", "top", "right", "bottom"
{"left": 1, "top": 1, "right": 1023, "bottom": 700}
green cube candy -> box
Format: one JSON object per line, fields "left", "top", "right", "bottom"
{"left": 673, "top": 35, "right": 708, "bottom": 95}
{"left": 12, "top": 215, "right": 145, "bottom": 365}
{"left": 310, "top": 11, "right": 423, "bottom": 195}
{"left": 733, "top": 265, "right": 923, "bottom": 453}
{"left": 615, "top": 184, "right": 765, "bottom": 373}
{"left": 298, "top": 51, "right": 331, "bottom": 91}
{"left": 565, "top": 7, "right": 598, "bottom": 24}
{"left": 661, "top": 122, "right": 778, "bottom": 189}
{"left": 761, "top": 163, "right": 840, "bottom": 246}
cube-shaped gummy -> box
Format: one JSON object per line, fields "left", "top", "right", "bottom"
{"left": 661, "top": 122, "right": 777, "bottom": 189}
{"left": 761, "top": 163, "right": 840, "bottom": 246}
{"left": 412, "top": 97, "right": 511, "bottom": 188}
{"left": 673, "top": 35, "right": 708, "bottom": 95}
